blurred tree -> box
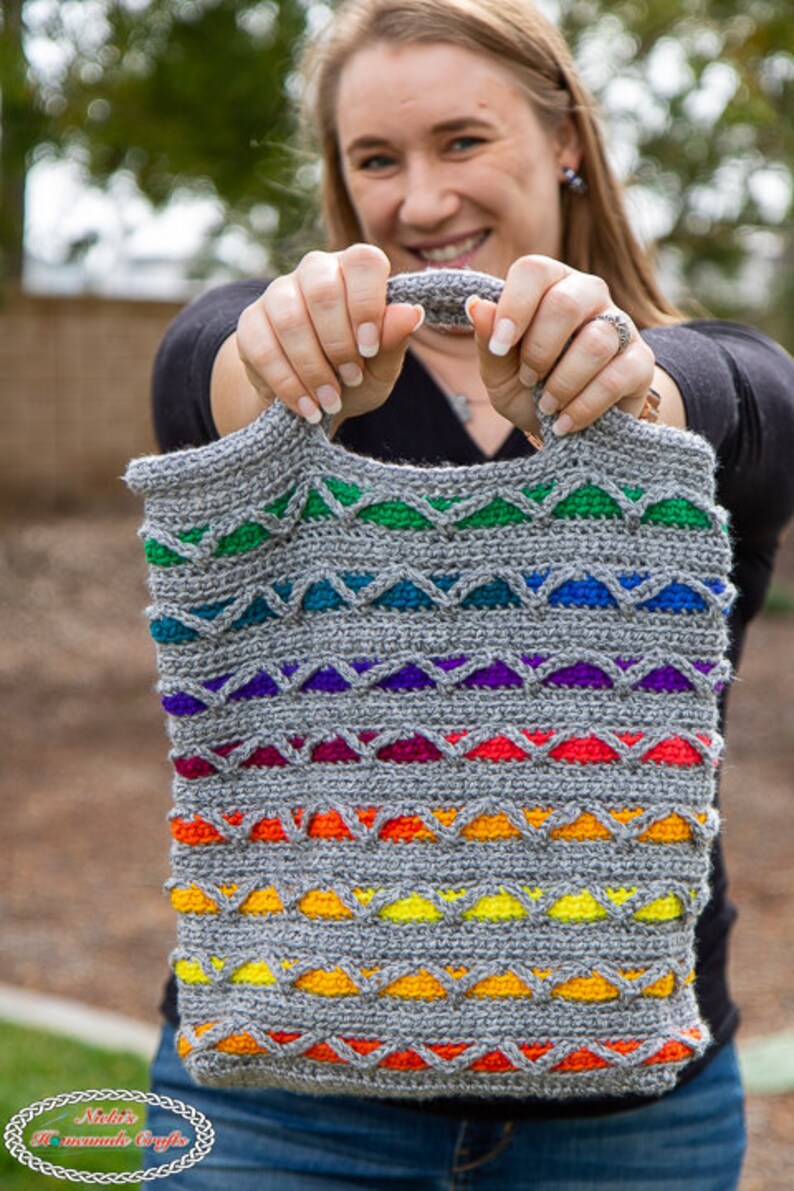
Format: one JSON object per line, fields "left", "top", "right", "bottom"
{"left": 0, "top": 0, "right": 46, "bottom": 282}
{"left": 551, "top": 0, "right": 793, "bottom": 340}
{"left": 0, "top": 0, "right": 313, "bottom": 285}
{"left": 54, "top": 0, "right": 313, "bottom": 272}
{"left": 2, "top": 0, "right": 792, "bottom": 343}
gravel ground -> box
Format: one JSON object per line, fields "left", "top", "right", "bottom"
{"left": 2, "top": 510, "right": 793, "bottom": 1187}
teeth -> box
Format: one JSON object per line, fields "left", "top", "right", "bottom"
{"left": 417, "top": 233, "right": 485, "bottom": 263}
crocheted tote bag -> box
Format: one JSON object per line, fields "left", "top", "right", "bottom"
{"left": 125, "top": 270, "right": 733, "bottom": 1101}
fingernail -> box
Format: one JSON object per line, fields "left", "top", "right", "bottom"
{"left": 356, "top": 322, "right": 379, "bottom": 358}
{"left": 411, "top": 304, "right": 426, "bottom": 331}
{"left": 464, "top": 294, "right": 479, "bottom": 323}
{"left": 488, "top": 317, "right": 517, "bottom": 357}
{"left": 519, "top": 365, "right": 538, "bottom": 389}
{"left": 538, "top": 391, "right": 558, "bottom": 415}
{"left": 297, "top": 395, "right": 322, "bottom": 424}
{"left": 552, "top": 413, "right": 573, "bottom": 437}
{"left": 339, "top": 363, "right": 363, "bottom": 387}
{"left": 316, "top": 384, "right": 342, "bottom": 413}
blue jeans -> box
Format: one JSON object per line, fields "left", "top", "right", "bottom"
{"left": 144, "top": 1023, "right": 746, "bottom": 1189}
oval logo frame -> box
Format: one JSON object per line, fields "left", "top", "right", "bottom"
{"left": 3, "top": 1088, "right": 215, "bottom": 1183}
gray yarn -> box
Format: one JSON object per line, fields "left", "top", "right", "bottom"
{"left": 386, "top": 268, "right": 504, "bottom": 328}
{"left": 126, "top": 270, "right": 733, "bottom": 1100}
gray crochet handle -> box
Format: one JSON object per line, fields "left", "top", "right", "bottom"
{"left": 383, "top": 267, "right": 559, "bottom": 439}
{"left": 382, "top": 268, "right": 638, "bottom": 445}
{"left": 386, "top": 267, "right": 503, "bottom": 330}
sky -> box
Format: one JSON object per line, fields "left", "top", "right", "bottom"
{"left": 24, "top": 156, "right": 274, "bottom": 299}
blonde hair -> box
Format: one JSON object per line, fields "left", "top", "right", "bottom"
{"left": 300, "top": 0, "right": 683, "bottom": 328}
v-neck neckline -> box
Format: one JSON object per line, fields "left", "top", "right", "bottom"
{"left": 409, "top": 348, "right": 529, "bottom": 463}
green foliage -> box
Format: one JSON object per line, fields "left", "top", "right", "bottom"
{"left": 0, "top": 0, "right": 50, "bottom": 278}
{"left": 2, "top": 0, "right": 792, "bottom": 337}
{"left": 551, "top": 0, "right": 793, "bottom": 339}
{"left": 54, "top": 0, "right": 316, "bottom": 270}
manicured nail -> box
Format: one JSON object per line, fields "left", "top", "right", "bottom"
{"left": 316, "top": 384, "right": 342, "bottom": 413}
{"left": 338, "top": 363, "right": 363, "bottom": 388}
{"left": 464, "top": 294, "right": 480, "bottom": 323}
{"left": 519, "top": 365, "right": 538, "bottom": 389}
{"left": 356, "top": 322, "right": 379, "bottom": 358}
{"left": 538, "top": 391, "right": 558, "bottom": 415}
{"left": 297, "top": 395, "right": 322, "bottom": 424}
{"left": 411, "top": 304, "right": 426, "bottom": 331}
{"left": 488, "top": 317, "right": 517, "bottom": 356}
{"left": 552, "top": 413, "right": 573, "bottom": 437}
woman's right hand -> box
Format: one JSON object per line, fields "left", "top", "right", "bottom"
{"left": 212, "top": 244, "right": 424, "bottom": 436}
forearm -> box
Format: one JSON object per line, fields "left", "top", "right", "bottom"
{"left": 210, "top": 331, "right": 272, "bottom": 437}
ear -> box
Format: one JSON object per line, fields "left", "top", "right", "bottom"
{"left": 554, "top": 116, "right": 582, "bottom": 172}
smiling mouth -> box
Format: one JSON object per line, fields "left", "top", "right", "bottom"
{"left": 411, "top": 231, "right": 490, "bottom": 265}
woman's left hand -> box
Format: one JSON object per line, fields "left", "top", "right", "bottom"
{"left": 465, "top": 255, "right": 656, "bottom": 437}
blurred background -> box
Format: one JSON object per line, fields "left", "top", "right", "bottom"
{"left": 2, "top": 0, "right": 792, "bottom": 509}
{"left": 1, "top": 3, "right": 792, "bottom": 1187}
{"left": 2, "top": 0, "right": 793, "bottom": 506}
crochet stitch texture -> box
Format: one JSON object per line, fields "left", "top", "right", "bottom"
{"left": 126, "top": 270, "right": 733, "bottom": 1099}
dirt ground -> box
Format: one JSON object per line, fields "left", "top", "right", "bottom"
{"left": 2, "top": 509, "right": 793, "bottom": 1188}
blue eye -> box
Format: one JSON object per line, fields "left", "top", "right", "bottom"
{"left": 359, "top": 153, "right": 397, "bottom": 172}
{"left": 450, "top": 136, "right": 484, "bottom": 152}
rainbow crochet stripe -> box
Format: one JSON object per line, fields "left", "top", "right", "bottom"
{"left": 126, "top": 374, "right": 732, "bottom": 1101}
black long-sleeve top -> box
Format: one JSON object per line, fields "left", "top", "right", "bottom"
{"left": 151, "top": 279, "right": 794, "bottom": 1119}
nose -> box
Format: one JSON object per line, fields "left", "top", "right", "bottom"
{"left": 398, "top": 157, "right": 461, "bottom": 229}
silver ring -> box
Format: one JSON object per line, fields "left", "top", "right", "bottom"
{"left": 593, "top": 310, "right": 632, "bottom": 354}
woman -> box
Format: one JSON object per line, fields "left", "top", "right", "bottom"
{"left": 145, "top": 1, "right": 794, "bottom": 1186}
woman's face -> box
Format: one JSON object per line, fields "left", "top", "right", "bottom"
{"left": 335, "top": 41, "right": 578, "bottom": 278}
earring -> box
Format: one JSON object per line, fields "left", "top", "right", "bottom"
{"left": 561, "top": 166, "right": 587, "bottom": 196}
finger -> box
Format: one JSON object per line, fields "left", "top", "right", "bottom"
{"left": 237, "top": 293, "right": 326, "bottom": 423}
{"left": 380, "top": 302, "right": 426, "bottom": 353}
{"left": 241, "top": 360, "right": 275, "bottom": 407}
{"left": 263, "top": 273, "right": 348, "bottom": 418}
{"left": 467, "top": 295, "right": 515, "bottom": 396}
{"left": 486, "top": 255, "right": 573, "bottom": 364}
{"left": 293, "top": 253, "right": 366, "bottom": 411}
{"left": 343, "top": 303, "right": 424, "bottom": 416}
{"left": 473, "top": 257, "right": 578, "bottom": 421}
{"left": 548, "top": 341, "right": 656, "bottom": 437}
{"left": 517, "top": 271, "right": 612, "bottom": 387}
{"left": 465, "top": 291, "right": 497, "bottom": 348}
{"left": 338, "top": 243, "right": 391, "bottom": 358}
{"left": 537, "top": 313, "right": 637, "bottom": 416}
{"left": 466, "top": 295, "right": 540, "bottom": 433}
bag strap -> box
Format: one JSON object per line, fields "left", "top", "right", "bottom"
{"left": 382, "top": 268, "right": 647, "bottom": 450}
{"left": 127, "top": 268, "right": 710, "bottom": 499}
{"left": 381, "top": 267, "right": 555, "bottom": 443}
{"left": 385, "top": 267, "right": 504, "bottom": 329}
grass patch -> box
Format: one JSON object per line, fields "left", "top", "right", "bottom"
{"left": 0, "top": 1022, "right": 150, "bottom": 1189}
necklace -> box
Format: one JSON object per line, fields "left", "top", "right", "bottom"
{"left": 446, "top": 389, "right": 498, "bottom": 423}
{"left": 414, "top": 349, "right": 493, "bottom": 424}
{"left": 446, "top": 391, "right": 489, "bottom": 423}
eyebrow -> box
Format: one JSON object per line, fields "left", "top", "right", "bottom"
{"left": 344, "top": 116, "right": 495, "bottom": 155}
